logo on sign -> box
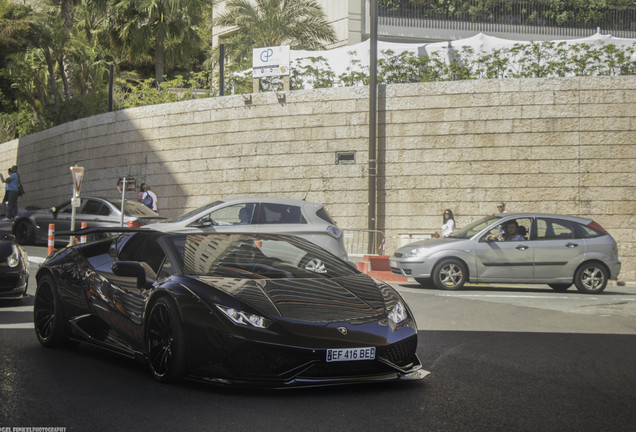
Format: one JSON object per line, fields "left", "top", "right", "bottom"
{"left": 260, "top": 48, "right": 274, "bottom": 63}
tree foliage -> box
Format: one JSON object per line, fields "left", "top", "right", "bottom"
{"left": 0, "top": 0, "right": 635, "bottom": 141}
{"left": 214, "top": 0, "right": 337, "bottom": 68}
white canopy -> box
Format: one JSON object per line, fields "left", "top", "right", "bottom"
{"left": 290, "top": 32, "right": 636, "bottom": 79}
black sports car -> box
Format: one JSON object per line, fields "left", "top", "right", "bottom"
{"left": 0, "top": 233, "right": 29, "bottom": 299}
{"left": 34, "top": 230, "right": 428, "bottom": 387}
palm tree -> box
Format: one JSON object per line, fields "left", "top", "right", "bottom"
{"left": 214, "top": 0, "right": 337, "bottom": 68}
{"left": 112, "top": 0, "right": 208, "bottom": 86}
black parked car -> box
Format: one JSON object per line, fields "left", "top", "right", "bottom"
{"left": 33, "top": 230, "right": 428, "bottom": 387}
{"left": 0, "top": 233, "right": 29, "bottom": 299}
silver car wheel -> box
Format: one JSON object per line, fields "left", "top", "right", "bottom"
{"left": 302, "top": 256, "right": 327, "bottom": 274}
{"left": 574, "top": 263, "right": 608, "bottom": 294}
{"left": 433, "top": 259, "right": 467, "bottom": 290}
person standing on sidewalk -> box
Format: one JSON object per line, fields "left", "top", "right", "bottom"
{"left": 141, "top": 184, "right": 158, "bottom": 213}
{"left": 1, "top": 165, "right": 20, "bottom": 220}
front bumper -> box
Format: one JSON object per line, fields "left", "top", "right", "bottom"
{"left": 0, "top": 268, "right": 29, "bottom": 299}
{"left": 389, "top": 257, "right": 431, "bottom": 279}
{"left": 189, "top": 333, "right": 429, "bottom": 388}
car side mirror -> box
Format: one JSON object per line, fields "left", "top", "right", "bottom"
{"left": 112, "top": 261, "right": 146, "bottom": 288}
{"left": 191, "top": 217, "right": 215, "bottom": 228}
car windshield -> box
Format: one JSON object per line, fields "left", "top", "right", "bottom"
{"left": 163, "top": 201, "right": 224, "bottom": 223}
{"left": 449, "top": 215, "right": 503, "bottom": 239}
{"left": 109, "top": 199, "right": 161, "bottom": 217}
{"left": 167, "top": 233, "right": 356, "bottom": 279}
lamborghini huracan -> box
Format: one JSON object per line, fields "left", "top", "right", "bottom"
{"left": 34, "top": 230, "right": 428, "bottom": 387}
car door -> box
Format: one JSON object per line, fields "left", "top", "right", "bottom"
{"left": 473, "top": 217, "right": 534, "bottom": 282}
{"left": 94, "top": 233, "right": 165, "bottom": 349}
{"left": 531, "top": 217, "right": 583, "bottom": 282}
{"left": 77, "top": 198, "right": 114, "bottom": 228}
{"left": 46, "top": 200, "right": 74, "bottom": 233}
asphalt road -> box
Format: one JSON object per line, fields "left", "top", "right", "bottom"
{"left": 1, "top": 246, "right": 635, "bottom": 431}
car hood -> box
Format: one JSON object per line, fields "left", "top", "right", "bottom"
{"left": 394, "top": 237, "right": 466, "bottom": 254}
{"left": 193, "top": 273, "right": 387, "bottom": 323}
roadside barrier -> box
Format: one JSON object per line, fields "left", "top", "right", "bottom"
{"left": 80, "top": 222, "right": 87, "bottom": 243}
{"left": 47, "top": 224, "right": 55, "bottom": 256}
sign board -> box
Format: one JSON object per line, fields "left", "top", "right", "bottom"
{"left": 252, "top": 45, "right": 290, "bottom": 77}
{"left": 70, "top": 166, "right": 84, "bottom": 197}
{"left": 118, "top": 177, "right": 136, "bottom": 192}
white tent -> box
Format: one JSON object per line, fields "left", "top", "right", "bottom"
{"left": 290, "top": 32, "right": 636, "bottom": 80}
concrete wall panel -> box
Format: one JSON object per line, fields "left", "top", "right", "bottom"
{"left": 1, "top": 76, "right": 634, "bottom": 280}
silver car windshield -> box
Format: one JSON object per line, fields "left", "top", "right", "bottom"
{"left": 449, "top": 215, "right": 502, "bottom": 239}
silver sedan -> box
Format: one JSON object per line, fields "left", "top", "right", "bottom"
{"left": 390, "top": 213, "right": 621, "bottom": 294}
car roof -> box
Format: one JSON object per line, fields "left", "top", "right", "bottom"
{"left": 218, "top": 196, "right": 323, "bottom": 208}
{"left": 494, "top": 213, "right": 594, "bottom": 224}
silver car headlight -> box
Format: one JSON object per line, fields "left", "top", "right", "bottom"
{"left": 401, "top": 247, "right": 428, "bottom": 259}
{"left": 326, "top": 225, "right": 342, "bottom": 238}
{"left": 216, "top": 304, "right": 272, "bottom": 329}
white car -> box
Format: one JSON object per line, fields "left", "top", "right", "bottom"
{"left": 145, "top": 197, "right": 347, "bottom": 273}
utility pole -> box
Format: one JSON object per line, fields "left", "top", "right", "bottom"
{"left": 368, "top": 0, "right": 378, "bottom": 254}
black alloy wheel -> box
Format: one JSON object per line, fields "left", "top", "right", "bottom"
{"left": 433, "top": 258, "right": 467, "bottom": 290}
{"left": 146, "top": 297, "right": 186, "bottom": 383}
{"left": 14, "top": 220, "right": 35, "bottom": 245}
{"left": 33, "top": 275, "right": 67, "bottom": 347}
{"left": 574, "top": 262, "right": 608, "bottom": 294}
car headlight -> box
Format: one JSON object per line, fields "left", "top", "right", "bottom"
{"left": 326, "top": 225, "right": 341, "bottom": 238}
{"left": 388, "top": 301, "right": 408, "bottom": 325}
{"left": 216, "top": 305, "right": 272, "bottom": 329}
{"left": 7, "top": 244, "right": 21, "bottom": 268}
{"left": 401, "top": 247, "right": 428, "bottom": 259}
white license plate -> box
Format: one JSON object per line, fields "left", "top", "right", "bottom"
{"left": 326, "top": 347, "right": 376, "bottom": 362}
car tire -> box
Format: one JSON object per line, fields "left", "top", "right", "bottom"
{"left": 415, "top": 277, "right": 435, "bottom": 289}
{"left": 14, "top": 219, "right": 35, "bottom": 245}
{"left": 548, "top": 283, "right": 572, "bottom": 292}
{"left": 300, "top": 255, "right": 327, "bottom": 274}
{"left": 574, "top": 262, "right": 608, "bottom": 294}
{"left": 432, "top": 259, "right": 467, "bottom": 290}
{"left": 33, "top": 274, "right": 68, "bottom": 347}
{"left": 146, "top": 297, "right": 186, "bottom": 383}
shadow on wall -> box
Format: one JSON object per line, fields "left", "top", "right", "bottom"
{"left": 12, "top": 108, "right": 187, "bottom": 215}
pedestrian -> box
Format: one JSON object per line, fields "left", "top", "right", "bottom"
{"left": 141, "top": 184, "right": 158, "bottom": 212}
{"left": 137, "top": 183, "right": 146, "bottom": 202}
{"left": 441, "top": 209, "right": 455, "bottom": 237}
{"left": 1, "top": 165, "right": 21, "bottom": 220}
{"left": 497, "top": 202, "right": 506, "bottom": 213}
{"left": 1, "top": 168, "right": 10, "bottom": 217}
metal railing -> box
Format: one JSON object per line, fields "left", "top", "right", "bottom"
{"left": 342, "top": 229, "right": 386, "bottom": 256}
{"left": 379, "top": 0, "right": 636, "bottom": 39}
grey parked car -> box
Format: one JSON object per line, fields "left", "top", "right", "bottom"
{"left": 13, "top": 196, "right": 165, "bottom": 245}
{"left": 390, "top": 213, "right": 621, "bottom": 294}
{"left": 144, "top": 197, "right": 348, "bottom": 273}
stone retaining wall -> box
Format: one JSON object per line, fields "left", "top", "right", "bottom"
{"left": 2, "top": 76, "right": 634, "bottom": 280}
